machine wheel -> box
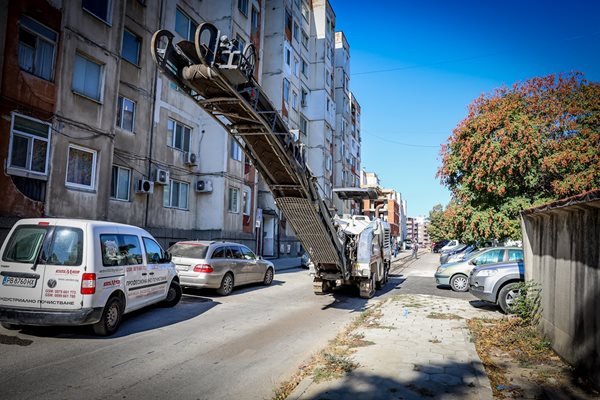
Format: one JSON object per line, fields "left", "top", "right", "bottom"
{"left": 313, "top": 278, "right": 333, "bottom": 295}
{"left": 263, "top": 268, "right": 274, "bottom": 286}
{"left": 93, "top": 296, "right": 123, "bottom": 336}
{"left": 450, "top": 274, "right": 469, "bottom": 292}
{"left": 1, "top": 322, "right": 21, "bottom": 330}
{"left": 376, "top": 264, "right": 387, "bottom": 290}
{"left": 498, "top": 282, "right": 521, "bottom": 314}
{"left": 360, "top": 272, "right": 376, "bottom": 299}
{"left": 217, "top": 273, "right": 234, "bottom": 296}
{"left": 162, "top": 280, "right": 182, "bottom": 307}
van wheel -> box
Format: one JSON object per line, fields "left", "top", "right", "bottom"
{"left": 93, "top": 297, "right": 123, "bottom": 336}
{"left": 217, "top": 273, "right": 234, "bottom": 296}
{"left": 163, "top": 280, "right": 182, "bottom": 307}
{"left": 498, "top": 282, "right": 521, "bottom": 314}
{"left": 1, "top": 322, "right": 21, "bottom": 330}
{"left": 263, "top": 268, "right": 274, "bottom": 286}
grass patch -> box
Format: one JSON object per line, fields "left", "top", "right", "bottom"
{"left": 427, "top": 312, "right": 462, "bottom": 320}
{"left": 312, "top": 353, "right": 358, "bottom": 383}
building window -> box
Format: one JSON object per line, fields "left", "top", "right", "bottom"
{"left": 251, "top": 7, "right": 259, "bottom": 37}
{"left": 175, "top": 7, "right": 197, "bottom": 41}
{"left": 72, "top": 53, "right": 103, "bottom": 101}
{"left": 299, "top": 115, "right": 308, "bottom": 136}
{"left": 301, "top": 2, "right": 310, "bottom": 22}
{"left": 236, "top": 34, "right": 246, "bottom": 52}
{"left": 82, "top": 0, "right": 112, "bottom": 23}
{"left": 238, "top": 0, "right": 249, "bottom": 16}
{"left": 325, "top": 68, "right": 331, "bottom": 87}
{"left": 122, "top": 29, "right": 141, "bottom": 65}
{"left": 284, "top": 47, "right": 291, "bottom": 66}
{"left": 301, "top": 29, "right": 309, "bottom": 49}
{"left": 116, "top": 96, "right": 135, "bottom": 132}
{"left": 292, "top": 91, "right": 298, "bottom": 109}
{"left": 294, "top": 57, "right": 300, "bottom": 77}
{"left": 163, "top": 179, "right": 189, "bottom": 209}
{"left": 293, "top": 22, "right": 299, "bottom": 42}
{"left": 66, "top": 144, "right": 97, "bottom": 190}
{"left": 110, "top": 165, "right": 131, "bottom": 201}
{"left": 285, "top": 8, "right": 292, "bottom": 33}
{"left": 326, "top": 98, "right": 330, "bottom": 111}
{"left": 167, "top": 119, "right": 191, "bottom": 152}
{"left": 18, "top": 16, "right": 56, "bottom": 81}
{"left": 8, "top": 113, "right": 51, "bottom": 176}
{"left": 228, "top": 187, "right": 240, "bottom": 213}
{"left": 283, "top": 78, "right": 290, "bottom": 103}
{"left": 242, "top": 187, "right": 251, "bottom": 215}
{"left": 301, "top": 87, "right": 308, "bottom": 106}
{"left": 326, "top": 155, "right": 332, "bottom": 171}
{"left": 230, "top": 137, "right": 242, "bottom": 161}
{"left": 301, "top": 58, "right": 308, "bottom": 77}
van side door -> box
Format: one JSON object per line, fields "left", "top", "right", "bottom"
{"left": 142, "top": 237, "right": 171, "bottom": 303}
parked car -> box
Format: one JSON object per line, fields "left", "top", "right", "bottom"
{"left": 469, "top": 260, "right": 525, "bottom": 313}
{"left": 169, "top": 241, "right": 274, "bottom": 295}
{"left": 432, "top": 240, "right": 450, "bottom": 253}
{"left": 439, "top": 240, "right": 462, "bottom": 253}
{"left": 0, "top": 218, "right": 181, "bottom": 336}
{"left": 442, "top": 244, "right": 479, "bottom": 265}
{"left": 435, "top": 246, "right": 523, "bottom": 292}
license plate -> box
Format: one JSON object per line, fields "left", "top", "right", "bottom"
{"left": 176, "top": 265, "right": 189, "bottom": 271}
{"left": 3, "top": 276, "right": 37, "bottom": 288}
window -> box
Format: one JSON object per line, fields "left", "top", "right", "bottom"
{"left": 66, "top": 144, "right": 97, "bottom": 190}
{"left": 116, "top": 96, "right": 135, "bottom": 132}
{"left": 299, "top": 115, "right": 308, "bottom": 136}
{"left": 325, "top": 68, "right": 331, "bottom": 87}
{"left": 228, "top": 187, "right": 240, "bottom": 213}
{"left": 143, "top": 237, "right": 167, "bottom": 264}
{"left": 18, "top": 16, "right": 56, "bottom": 81}
{"left": 122, "top": 29, "right": 141, "bottom": 65}
{"left": 240, "top": 246, "right": 257, "bottom": 260}
{"left": 236, "top": 34, "right": 246, "bottom": 52}
{"left": 301, "top": 87, "right": 308, "bottom": 106}
{"left": 211, "top": 247, "right": 227, "bottom": 258}
{"left": 242, "top": 187, "right": 251, "bottom": 215}
{"left": 100, "top": 234, "right": 142, "bottom": 266}
{"left": 284, "top": 47, "right": 291, "bottom": 66}
{"left": 292, "top": 90, "right": 298, "bottom": 109}
{"left": 283, "top": 78, "right": 290, "bottom": 103}
{"left": 326, "top": 98, "right": 330, "bottom": 111}
{"left": 82, "top": 0, "right": 112, "bottom": 23}
{"left": 301, "top": 2, "right": 310, "bottom": 22}
{"left": 167, "top": 119, "right": 191, "bottom": 152}
{"left": 230, "top": 137, "right": 242, "bottom": 161}
{"left": 301, "top": 29, "right": 309, "bottom": 48}
{"left": 8, "top": 113, "right": 51, "bottom": 176}
{"left": 238, "top": 0, "right": 249, "bottom": 16}
{"left": 301, "top": 58, "right": 308, "bottom": 77}
{"left": 72, "top": 53, "right": 103, "bottom": 101}
{"left": 251, "top": 7, "right": 259, "bottom": 37}
{"left": 175, "top": 7, "right": 197, "bottom": 41}
{"left": 474, "top": 249, "right": 504, "bottom": 266}
{"left": 294, "top": 57, "right": 300, "bottom": 77}
{"left": 163, "top": 179, "right": 189, "bottom": 209}
{"left": 228, "top": 246, "right": 243, "bottom": 259}
{"left": 47, "top": 227, "right": 84, "bottom": 266}
{"left": 508, "top": 249, "right": 524, "bottom": 262}
{"left": 285, "top": 8, "right": 292, "bottom": 33}
{"left": 110, "top": 165, "right": 131, "bottom": 201}
{"left": 325, "top": 155, "right": 332, "bottom": 171}
{"left": 293, "top": 22, "right": 299, "bottom": 42}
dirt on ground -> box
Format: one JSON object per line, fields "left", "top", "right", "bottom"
{"left": 468, "top": 317, "right": 600, "bottom": 399}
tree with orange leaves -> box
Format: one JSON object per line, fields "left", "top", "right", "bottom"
{"left": 436, "top": 72, "right": 600, "bottom": 242}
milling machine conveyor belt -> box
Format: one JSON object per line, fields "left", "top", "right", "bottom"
{"left": 151, "top": 25, "right": 349, "bottom": 277}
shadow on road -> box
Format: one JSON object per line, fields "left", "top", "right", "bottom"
{"left": 14, "top": 294, "right": 218, "bottom": 339}
{"left": 299, "top": 360, "right": 489, "bottom": 399}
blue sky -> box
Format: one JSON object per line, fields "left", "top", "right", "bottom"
{"left": 330, "top": 0, "right": 600, "bottom": 217}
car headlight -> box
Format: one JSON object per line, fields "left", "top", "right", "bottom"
{"left": 475, "top": 269, "right": 499, "bottom": 277}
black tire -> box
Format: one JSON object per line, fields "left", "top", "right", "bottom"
{"left": 450, "top": 274, "right": 469, "bottom": 292}
{"left": 376, "top": 265, "right": 386, "bottom": 290}
{"left": 263, "top": 268, "right": 274, "bottom": 286}
{"left": 498, "top": 282, "right": 521, "bottom": 314}
{"left": 1, "top": 322, "right": 21, "bottom": 330}
{"left": 162, "top": 280, "right": 182, "bottom": 307}
{"left": 93, "top": 296, "right": 123, "bottom": 336}
{"left": 217, "top": 273, "right": 234, "bottom": 296}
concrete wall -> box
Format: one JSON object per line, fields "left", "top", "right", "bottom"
{"left": 521, "top": 200, "right": 600, "bottom": 388}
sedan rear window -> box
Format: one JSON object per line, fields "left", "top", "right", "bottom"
{"left": 169, "top": 243, "right": 209, "bottom": 259}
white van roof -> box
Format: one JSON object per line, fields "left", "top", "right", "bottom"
{"left": 14, "top": 218, "right": 149, "bottom": 233}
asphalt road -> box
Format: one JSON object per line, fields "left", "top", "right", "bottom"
{"left": 0, "top": 252, "right": 480, "bottom": 400}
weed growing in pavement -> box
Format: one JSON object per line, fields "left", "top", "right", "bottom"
{"left": 508, "top": 281, "right": 541, "bottom": 323}
{"left": 426, "top": 312, "right": 462, "bottom": 320}
{"left": 312, "top": 353, "right": 358, "bottom": 383}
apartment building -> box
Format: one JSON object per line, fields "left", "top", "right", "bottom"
{"left": 407, "top": 216, "right": 431, "bottom": 247}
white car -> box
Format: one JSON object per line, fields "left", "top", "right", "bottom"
{"left": 0, "top": 218, "right": 181, "bottom": 335}
{"left": 440, "top": 240, "right": 462, "bottom": 253}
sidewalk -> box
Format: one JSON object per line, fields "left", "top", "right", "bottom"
{"left": 288, "top": 293, "right": 497, "bottom": 399}
{"left": 270, "top": 256, "right": 303, "bottom": 271}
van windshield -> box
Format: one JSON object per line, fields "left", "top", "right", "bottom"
{"left": 168, "top": 243, "right": 209, "bottom": 259}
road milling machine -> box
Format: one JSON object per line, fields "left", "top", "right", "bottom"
{"left": 151, "top": 24, "right": 391, "bottom": 298}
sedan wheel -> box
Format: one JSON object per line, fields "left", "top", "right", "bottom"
{"left": 450, "top": 274, "right": 469, "bottom": 292}
{"left": 263, "top": 268, "right": 274, "bottom": 286}
{"left": 217, "top": 273, "right": 234, "bottom": 296}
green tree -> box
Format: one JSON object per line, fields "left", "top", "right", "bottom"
{"left": 438, "top": 72, "right": 600, "bottom": 242}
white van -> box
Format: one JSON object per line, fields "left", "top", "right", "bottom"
{"left": 0, "top": 218, "right": 181, "bottom": 335}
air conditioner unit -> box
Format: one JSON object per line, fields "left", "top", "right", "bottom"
{"left": 154, "top": 168, "right": 170, "bottom": 185}
{"left": 195, "top": 179, "right": 213, "bottom": 193}
{"left": 135, "top": 179, "right": 154, "bottom": 194}
{"left": 185, "top": 152, "right": 198, "bottom": 166}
